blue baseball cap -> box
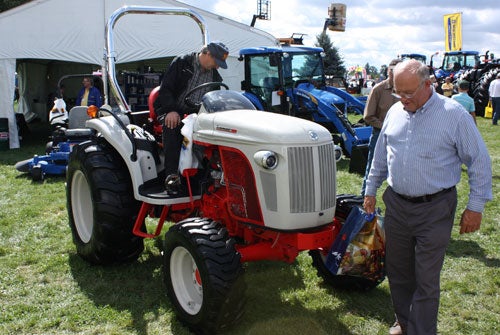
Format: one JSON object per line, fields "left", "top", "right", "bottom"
{"left": 207, "top": 41, "right": 229, "bottom": 69}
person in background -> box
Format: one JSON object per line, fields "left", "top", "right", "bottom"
{"left": 75, "top": 76, "right": 102, "bottom": 107}
{"left": 441, "top": 76, "right": 453, "bottom": 97}
{"left": 153, "top": 41, "right": 229, "bottom": 195}
{"left": 429, "top": 75, "right": 443, "bottom": 95}
{"left": 360, "top": 58, "right": 402, "bottom": 197}
{"left": 488, "top": 72, "right": 500, "bottom": 125}
{"left": 452, "top": 80, "right": 476, "bottom": 124}
{"left": 364, "top": 59, "right": 492, "bottom": 335}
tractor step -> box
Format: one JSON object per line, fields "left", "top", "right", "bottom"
{"left": 139, "top": 182, "right": 201, "bottom": 200}
{"left": 139, "top": 170, "right": 203, "bottom": 202}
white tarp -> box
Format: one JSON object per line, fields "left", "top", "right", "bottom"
{"left": 0, "top": 59, "right": 19, "bottom": 148}
{"left": 0, "top": 0, "right": 279, "bottom": 148}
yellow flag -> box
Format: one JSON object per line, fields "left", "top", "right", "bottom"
{"left": 443, "top": 13, "right": 462, "bottom": 51}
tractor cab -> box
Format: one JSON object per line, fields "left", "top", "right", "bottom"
{"left": 434, "top": 51, "right": 480, "bottom": 80}
{"left": 400, "top": 53, "right": 427, "bottom": 64}
{"left": 239, "top": 46, "right": 327, "bottom": 114}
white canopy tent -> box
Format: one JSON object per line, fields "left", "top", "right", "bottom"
{"left": 0, "top": 0, "right": 278, "bottom": 149}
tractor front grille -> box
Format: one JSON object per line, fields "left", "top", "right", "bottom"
{"left": 287, "top": 143, "right": 336, "bottom": 213}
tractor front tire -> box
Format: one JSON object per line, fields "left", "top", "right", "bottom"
{"left": 163, "top": 218, "right": 246, "bottom": 334}
{"left": 31, "top": 164, "right": 44, "bottom": 181}
{"left": 66, "top": 139, "right": 143, "bottom": 264}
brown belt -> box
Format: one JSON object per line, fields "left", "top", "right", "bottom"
{"left": 393, "top": 186, "right": 455, "bottom": 203}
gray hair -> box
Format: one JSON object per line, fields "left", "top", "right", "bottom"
{"left": 394, "top": 59, "right": 430, "bottom": 83}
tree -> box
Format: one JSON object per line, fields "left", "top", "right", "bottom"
{"left": 379, "top": 65, "right": 389, "bottom": 80}
{"left": 368, "top": 66, "right": 379, "bottom": 79}
{"left": 315, "top": 31, "right": 346, "bottom": 78}
{"left": 365, "top": 62, "right": 371, "bottom": 76}
{"left": 363, "top": 63, "right": 379, "bottom": 79}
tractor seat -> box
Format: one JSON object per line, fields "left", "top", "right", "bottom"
{"left": 68, "top": 106, "right": 91, "bottom": 129}
{"left": 147, "top": 86, "right": 163, "bottom": 136}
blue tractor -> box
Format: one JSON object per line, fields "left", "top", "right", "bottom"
{"left": 14, "top": 105, "right": 93, "bottom": 181}
{"left": 238, "top": 46, "right": 371, "bottom": 174}
{"left": 432, "top": 50, "right": 480, "bottom": 81}
{"left": 430, "top": 50, "right": 500, "bottom": 115}
{"left": 400, "top": 53, "right": 427, "bottom": 64}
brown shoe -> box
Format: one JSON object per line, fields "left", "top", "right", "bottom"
{"left": 389, "top": 321, "right": 402, "bottom": 335}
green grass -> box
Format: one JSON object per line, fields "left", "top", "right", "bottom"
{"left": 0, "top": 117, "right": 499, "bottom": 335}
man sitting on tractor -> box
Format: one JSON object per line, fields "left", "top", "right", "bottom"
{"left": 153, "top": 41, "right": 229, "bottom": 195}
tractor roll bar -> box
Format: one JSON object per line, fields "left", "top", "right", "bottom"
{"left": 104, "top": 6, "right": 209, "bottom": 111}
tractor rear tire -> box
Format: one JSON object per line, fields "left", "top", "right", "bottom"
{"left": 471, "top": 67, "right": 500, "bottom": 116}
{"left": 66, "top": 138, "right": 143, "bottom": 264}
{"left": 163, "top": 217, "right": 246, "bottom": 335}
{"left": 309, "top": 250, "right": 381, "bottom": 291}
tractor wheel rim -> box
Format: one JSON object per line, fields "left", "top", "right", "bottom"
{"left": 170, "top": 246, "right": 203, "bottom": 315}
{"left": 71, "top": 170, "right": 93, "bottom": 243}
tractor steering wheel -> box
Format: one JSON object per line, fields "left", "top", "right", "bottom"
{"left": 184, "top": 82, "right": 229, "bottom": 108}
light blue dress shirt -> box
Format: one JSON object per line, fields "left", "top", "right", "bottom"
{"left": 366, "top": 90, "right": 492, "bottom": 212}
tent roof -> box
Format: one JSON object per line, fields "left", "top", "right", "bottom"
{"left": 0, "top": 0, "right": 279, "bottom": 65}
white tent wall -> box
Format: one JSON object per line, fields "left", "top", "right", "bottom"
{"left": 0, "top": 0, "right": 279, "bottom": 148}
{"left": 0, "top": 59, "right": 19, "bottom": 149}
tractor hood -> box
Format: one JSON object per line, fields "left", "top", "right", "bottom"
{"left": 193, "top": 109, "right": 332, "bottom": 146}
{"left": 294, "top": 83, "right": 345, "bottom": 107}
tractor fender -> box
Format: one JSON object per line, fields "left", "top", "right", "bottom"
{"left": 241, "top": 91, "right": 265, "bottom": 110}
{"left": 85, "top": 115, "right": 161, "bottom": 199}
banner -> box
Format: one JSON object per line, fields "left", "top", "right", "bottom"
{"left": 443, "top": 13, "right": 462, "bottom": 51}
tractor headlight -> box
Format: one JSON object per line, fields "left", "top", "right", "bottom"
{"left": 334, "top": 145, "right": 342, "bottom": 162}
{"left": 254, "top": 151, "right": 278, "bottom": 170}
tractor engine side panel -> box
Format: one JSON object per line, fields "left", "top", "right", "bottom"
{"left": 220, "top": 147, "right": 263, "bottom": 224}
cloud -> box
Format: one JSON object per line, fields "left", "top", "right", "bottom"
{"left": 179, "top": 0, "right": 500, "bottom": 69}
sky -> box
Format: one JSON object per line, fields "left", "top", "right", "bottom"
{"left": 178, "top": 0, "right": 500, "bottom": 71}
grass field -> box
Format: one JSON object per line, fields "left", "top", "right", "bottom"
{"left": 0, "top": 116, "right": 498, "bottom": 335}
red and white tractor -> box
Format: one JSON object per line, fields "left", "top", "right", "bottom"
{"left": 66, "top": 6, "right": 379, "bottom": 334}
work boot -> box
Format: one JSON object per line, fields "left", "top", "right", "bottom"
{"left": 165, "top": 174, "right": 181, "bottom": 196}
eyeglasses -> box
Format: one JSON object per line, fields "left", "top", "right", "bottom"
{"left": 392, "top": 81, "right": 424, "bottom": 99}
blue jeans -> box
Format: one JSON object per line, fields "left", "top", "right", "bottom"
{"left": 492, "top": 97, "right": 500, "bottom": 125}
{"left": 360, "top": 127, "right": 380, "bottom": 196}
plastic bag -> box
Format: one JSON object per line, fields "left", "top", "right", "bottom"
{"left": 49, "top": 98, "right": 68, "bottom": 127}
{"left": 178, "top": 114, "right": 199, "bottom": 174}
{"left": 485, "top": 101, "right": 493, "bottom": 119}
{"left": 326, "top": 206, "right": 385, "bottom": 283}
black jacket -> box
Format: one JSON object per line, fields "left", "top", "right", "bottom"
{"left": 154, "top": 52, "right": 223, "bottom": 118}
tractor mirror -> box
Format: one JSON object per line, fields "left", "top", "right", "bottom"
{"left": 269, "top": 54, "right": 279, "bottom": 67}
